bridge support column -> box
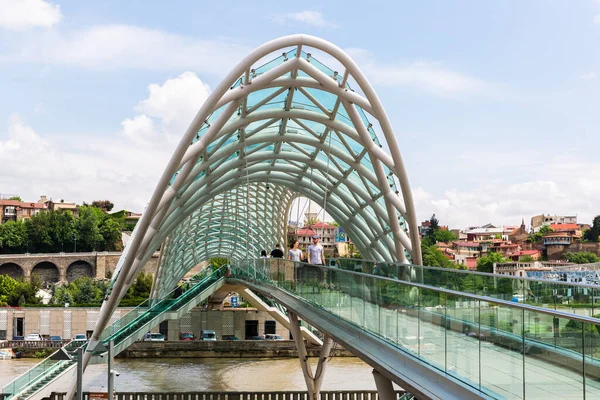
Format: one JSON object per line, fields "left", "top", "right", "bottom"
{"left": 288, "top": 310, "right": 333, "bottom": 400}
{"left": 372, "top": 369, "right": 395, "bottom": 400}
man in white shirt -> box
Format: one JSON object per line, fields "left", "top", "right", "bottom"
{"left": 307, "top": 235, "right": 325, "bottom": 266}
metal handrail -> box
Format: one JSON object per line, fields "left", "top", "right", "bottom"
{"left": 248, "top": 259, "right": 600, "bottom": 326}
{"left": 330, "top": 257, "right": 600, "bottom": 290}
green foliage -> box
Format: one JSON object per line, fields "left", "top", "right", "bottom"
{"left": 122, "top": 272, "right": 153, "bottom": 301}
{"left": 0, "top": 220, "right": 27, "bottom": 252}
{"left": 210, "top": 258, "right": 228, "bottom": 268}
{"left": 520, "top": 255, "right": 535, "bottom": 262}
{"left": 0, "top": 207, "right": 123, "bottom": 254}
{"left": 0, "top": 274, "right": 42, "bottom": 306}
{"left": 476, "top": 252, "right": 508, "bottom": 273}
{"left": 8, "top": 196, "right": 22, "bottom": 202}
{"left": 584, "top": 216, "right": 600, "bottom": 243}
{"left": 33, "top": 349, "right": 54, "bottom": 358}
{"left": 91, "top": 200, "right": 115, "bottom": 212}
{"left": 51, "top": 277, "right": 107, "bottom": 306}
{"left": 564, "top": 252, "right": 600, "bottom": 264}
{"left": 421, "top": 243, "right": 456, "bottom": 269}
{"left": 98, "top": 217, "right": 123, "bottom": 251}
{"left": 529, "top": 225, "right": 554, "bottom": 244}
{"left": 565, "top": 318, "right": 600, "bottom": 337}
{"left": 427, "top": 214, "right": 439, "bottom": 237}
{"left": 76, "top": 206, "right": 104, "bottom": 251}
{"left": 433, "top": 229, "right": 457, "bottom": 243}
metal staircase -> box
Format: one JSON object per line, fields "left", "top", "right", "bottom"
{"left": 1, "top": 266, "right": 226, "bottom": 400}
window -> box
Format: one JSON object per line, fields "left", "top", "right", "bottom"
{"left": 264, "top": 320, "right": 276, "bottom": 335}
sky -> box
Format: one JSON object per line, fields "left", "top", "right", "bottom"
{"left": 1, "top": 0, "right": 600, "bottom": 230}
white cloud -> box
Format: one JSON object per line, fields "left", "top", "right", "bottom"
{"left": 272, "top": 11, "right": 338, "bottom": 28}
{"left": 580, "top": 72, "right": 597, "bottom": 80}
{"left": 0, "top": 0, "right": 62, "bottom": 31}
{"left": 345, "top": 48, "right": 495, "bottom": 97}
{"left": 1, "top": 25, "right": 248, "bottom": 73}
{"left": 135, "top": 71, "right": 211, "bottom": 136}
{"left": 414, "top": 152, "right": 600, "bottom": 229}
{"left": 594, "top": 14, "right": 600, "bottom": 24}
{"left": 0, "top": 72, "right": 211, "bottom": 212}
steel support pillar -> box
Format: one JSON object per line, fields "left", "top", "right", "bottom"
{"left": 372, "top": 369, "right": 395, "bottom": 400}
{"left": 288, "top": 310, "right": 334, "bottom": 400}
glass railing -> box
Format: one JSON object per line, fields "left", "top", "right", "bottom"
{"left": 0, "top": 339, "right": 87, "bottom": 398}
{"left": 232, "top": 259, "right": 600, "bottom": 400}
{"left": 99, "top": 265, "right": 226, "bottom": 349}
{"left": 330, "top": 258, "right": 600, "bottom": 317}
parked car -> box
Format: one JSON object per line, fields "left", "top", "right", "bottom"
{"left": 250, "top": 336, "right": 265, "bottom": 340}
{"left": 143, "top": 333, "right": 165, "bottom": 342}
{"left": 73, "top": 334, "right": 88, "bottom": 342}
{"left": 50, "top": 336, "right": 63, "bottom": 342}
{"left": 180, "top": 332, "right": 195, "bottom": 341}
{"left": 25, "top": 333, "right": 43, "bottom": 341}
{"left": 265, "top": 334, "right": 283, "bottom": 340}
{"left": 222, "top": 335, "right": 239, "bottom": 341}
{"left": 200, "top": 330, "right": 217, "bottom": 341}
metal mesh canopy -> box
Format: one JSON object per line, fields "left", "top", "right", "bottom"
{"left": 101, "top": 34, "right": 422, "bottom": 315}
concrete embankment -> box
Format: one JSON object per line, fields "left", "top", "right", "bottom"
{"left": 118, "top": 340, "right": 355, "bottom": 358}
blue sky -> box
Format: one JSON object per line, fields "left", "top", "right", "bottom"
{"left": 1, "top": 0, "right": 599, "bottom": 229}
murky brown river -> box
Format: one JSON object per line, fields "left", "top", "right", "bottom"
{"left": 1, "top": 357, "right": 380, "bottom": 392}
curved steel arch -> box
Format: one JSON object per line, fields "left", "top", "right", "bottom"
{"left": 85, "top": 35, "right": 422, "bottom": 367}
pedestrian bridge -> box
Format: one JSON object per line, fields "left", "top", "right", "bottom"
{"left": 4, "top": 34, "right": 600, "bottom": 400}
{"left": 4, "top": 260, "right": 600, "bottom": 400}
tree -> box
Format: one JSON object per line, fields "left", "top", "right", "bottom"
{"left": 529, "top": 225, "right": 554, "bottom": 244}
{"left": 55, "top": 211, "right": 77, "bottom": 252}
{"left": 26, "top": 211, "right": 54, "bottom": 252}
{"left": 0, "top": 220, "right": 28, "bottom": 252}
{"left": 421, "top": 243, "right": 456, "bottom": 269}
{"left": 76, "top": 206, "right": 104, "bottom": 251}
{"left": 98, "top": 217, "right": 123, "bottom": 251}
{"left": 520, "top": 255, "right": 535, "bottom": 262}
{"left": 427, "top": 214, "right": 439, "bottom": 237}
{"left": 131, "top": 272, "right": 153, "bottom": 298}
{"left": 564, "top": 252, "right": 600, "bottom": 264}
{"left": 8, "top": 196, "right": 22, "bottom": 202}
{"left": 91, "top": 200, "right": 115, "bottom": 213}
{"left": 476, "top": 252, "right": 507, "bottom": 273}
{"left": 584, "top": 216, "right": 600, "bottom": 243}
{"left": 433, "top": 229, "right": 457, "bottom": 243}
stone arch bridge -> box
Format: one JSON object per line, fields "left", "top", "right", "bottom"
{"left": 0, "top": 252, "right": 159, "bottom": 285}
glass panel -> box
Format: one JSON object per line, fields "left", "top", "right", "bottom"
{"left": 446, "top": 293, "right": 480, "bottom": 389}
{"left": 524, "top": 312, "right": 584, "bottom": 399}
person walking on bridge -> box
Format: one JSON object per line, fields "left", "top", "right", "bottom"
{"left": 308, "top": 235, "right": 325, "bottom": 266}
{"left": 288, "top": 240, "right": 303, "bottom": 262}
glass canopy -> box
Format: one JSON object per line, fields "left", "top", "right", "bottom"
{"left": 104, "top": 35, "right": 421, "bottom": 301}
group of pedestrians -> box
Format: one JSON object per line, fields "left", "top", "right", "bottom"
{"left": 259, "top": 235, "right": 325, "bottom": 266}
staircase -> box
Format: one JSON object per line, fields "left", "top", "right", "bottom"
{"left": 1, "top": 266, "right": 226, "bottom": 400}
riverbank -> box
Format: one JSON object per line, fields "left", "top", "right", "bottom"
{"left": 0, "top": 340, "right": 355, "bottom": 358}
{"left": 1, "top": 357, "right": 380, "bottom": 392}
{"left": 119, "top": 340, "right": 354, "bottom": 358}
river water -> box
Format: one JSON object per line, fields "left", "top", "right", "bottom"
{"left": 1, "top": 357, "right": 379, "bottom": 392}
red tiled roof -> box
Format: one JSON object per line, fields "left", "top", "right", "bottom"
{"left": 307, "top": 222, "right": 336, "bottom": 229}
{"left": 549, "top": 224, "right": 579, "bottom": 231}
{"left": 0, "top": 200, "right": 47, "bottom": 209}
{"left": 297, "top": 228, "right": 316, "bottom": 236}
{"left": 453, "top": 241, "right": 480, "bottom": 247}
{"left": 514, "top": 250, "right": 539, "bottom": 256}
